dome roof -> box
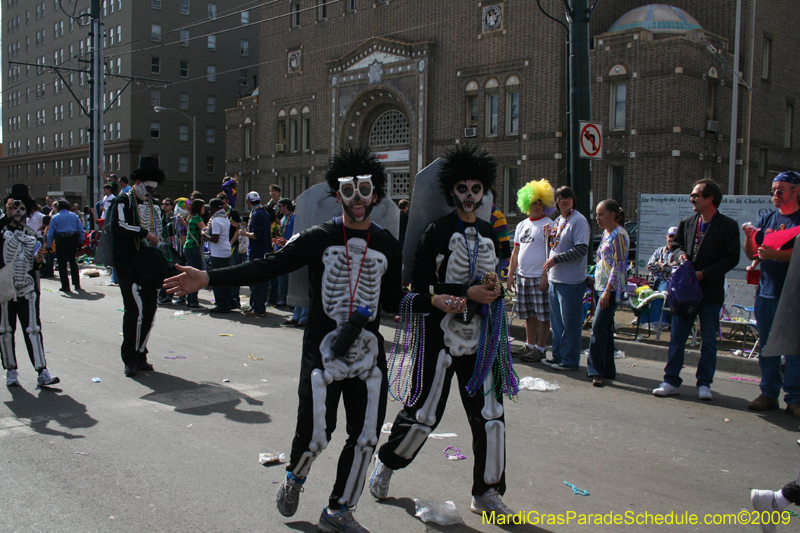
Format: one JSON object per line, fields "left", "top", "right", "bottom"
{"left": 609, "top": 4, "right": 702, "bottom": 34}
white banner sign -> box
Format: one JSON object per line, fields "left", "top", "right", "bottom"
{"left": 375, "top": 150, "right": 410, "bottom": 163}
{"left": 636, "top": 194, "right": 774, "bottom": 280}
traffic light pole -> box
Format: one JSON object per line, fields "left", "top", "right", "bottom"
{"left": 89, "top": 0, "right": 104, "bottom": 210}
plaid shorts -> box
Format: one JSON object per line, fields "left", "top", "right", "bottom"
{"left": 516, "top": 276, "right": 549, "bottom": 321}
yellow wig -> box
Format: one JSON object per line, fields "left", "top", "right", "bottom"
{"left": 516, "top": 179, "right": 555, "bottom": 215}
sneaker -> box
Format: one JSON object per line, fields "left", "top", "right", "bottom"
{"left": 520, "top": 347, "right": 545, "bottom": 363}
{"left": 369, "top": 456, "right": 393, "bottom": 500}
{"left": 285, "top": 319, "right": 299, "bottom": 326}
{"left": 751, "top": 489, "right": 786, "bottom": 533}
{"left": 748, "top": 394, "right": 779, "bottom": 411}
{"left": 208, "top": 307, "right": 231, "bottom": 314}
{"left": 186, "top": 303, "right": 203, "bottom": 309}
{"left": 551, "top": 364, "right": 577, "bottom": 371}
{"left": 137, "top": 362, "right": 155, "bottom": 371}
{"left": 276, "top": 472, "right": 305, "bottom": 517}
{"left": 174, "top": 297, "right": 186, "bottom": 305}
{"left": 6, "top": 369, "right": 19, "bottom": 387}
{"left": 653, "top": 382, "right": 680, "bottom": 397}
{"left": 244, "top": 310, "right": 266, "bottom": 317}
{"left": 697, "top": 386, "right": 713, "bottom": 401}
{"left": 124, "top": 365, "right": 138, "bottom": 378}
{"left": 318, "top": 505, "right": 370, "bottom": 533}
{"left": 541, "top": 358, "right": 557, "bottom": 366}
{"left": 157, "top": 298, "right": 172, "bottom": 305}
{"left": 37, "top": 368, "right": 60, "bottom": 387}
{"left": 511, "top": 344, "right": 531, "bottom": 357}
{"left": 786, "top": 402, "right": 800, "bottom": 419}
{"left": 470, "top": 488, "right": 515, "bottom": 517}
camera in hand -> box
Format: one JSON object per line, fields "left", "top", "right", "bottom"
{"left": 331, "top": 306, "right": 371, "bottom": 359}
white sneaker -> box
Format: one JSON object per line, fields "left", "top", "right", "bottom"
{"left": 697, "top": 386, "right": 713, "bottom": 401}
{"left": 6, "top": 369, "right": 19, "bottom": 386}
{"left": 37, "top": 368, "right": 60, "bottom": 387}
{"left": 369, "top": 456, "right": 393, "bottom": 500}
{"left": 653, "top": 382, "right": 680, "bottom": 397}
{"left": 751, "top": 489, "right": 786, "bottom": 533}
{"left": 470, "top": 489, "right": 515, "bottom": 517}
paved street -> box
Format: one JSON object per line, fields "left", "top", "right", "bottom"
{"left": 1, "top": 272, "right": 798, "bottom": 533}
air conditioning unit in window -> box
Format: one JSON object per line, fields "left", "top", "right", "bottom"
{"left": 275, "top": 143, "right": 286, "bottom": 153}
{"left": 706, "top": 120, "right": 719, "bottom": 133}
{"left": 464, "top": 127, "right": 478, "bottom": 138}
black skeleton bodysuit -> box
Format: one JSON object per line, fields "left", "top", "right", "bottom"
{"left": 377, "top": 211, "right": 508, "bottom": 497}
{"left": 208, "top": 217, "right": 431, "bottom": 509}
{"left": 0, "top": 218, "right": 47, "bottom": 372}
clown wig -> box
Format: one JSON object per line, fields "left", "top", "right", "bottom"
{"left": 437, "top": 144, "right": 497, "bottom": 207}
{"left": 325, "top": 145, "right": 387, "bottom": 203}
{"left": 516, "top": 179, "right": 555, "bottom": 216}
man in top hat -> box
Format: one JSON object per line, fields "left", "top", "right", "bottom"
{"left": 1, "top": 184, "right": 59, "bottom": 387}
{"left": 744, "top": 171, "right": 800, "bottom": 416}
{"left": 47, "top": 198, "right": 85, "bottom": 293}
{"left": 110, "top": 156, "right": 166, "bottom": 377}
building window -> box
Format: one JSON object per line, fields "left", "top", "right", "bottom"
{"left": 466, "top": 95, "right": 479, "bottom": 128}
{"left": 610, "top": 82, "right": 626, "bottom": 131}
{"left": 503, "top": 167, "right": 519, "bottom": 215}
{"left": 206, "top": 95, "right": 216, "bottom": 113}
{"left": 207, "top": 2, "right": 217, "bottom": 19}
{"left": 506, "top": 91, "right": 519, "bottom": 135}
{"left": 207, "top": 35, "right": 216, "bottom": 51}
{"left": 485, "top": 94, "right": 498, "bottom": 137}
{"left": 291, "top": 3, "right": 300, "bottom": 27}
{"left": 179, "top": 124, "right": 189, "bottom": 142}
{"left": 302, "top": 117, "right": 310, "bottom": 151}
{"left": 290, "top": 117, "right": 299, "bottom": 152}
{"left": 180, "top": 0, "right": 189, "bottom": 14}
{"left": 240, "top": 39, "right": 249, "bottom": 57}
{"left": 347, "top": 0, "right": 356, "bottom": 11}
{"left": 277, "top": 110, "right": 287, "bottom": 146}
{"left": 608, "top": 165, "right": 624, "bottom": 205}
{"left": 178, "top": 155, "right": 189, "bottom": 173}
{"left": 244, "top": 122, "right": 253, "bottom": 158}
{"left": 368, "top": 109, "right": 410, "bottom": 148}
{"left": 151, "top": 24, "right": 161, "bottom": 42}
{"left": 150, "top": 121, "right": 160, "bottom": 138}
{"left": 758, "top": 148, "right": 767, "bottom": 177}
{"left": 151, "top": 57, "right": 160, "bottom": 74}
{"left": 180, "top": 60, "right": 189, "bottom": 78}
{"left": 785, "top": 104, "right": 794, "bottom": 148}
{"left": 150, "top": 89, "right": 160, "bottom": 107}
{"left": 206, "top": 157, "right": 215, "bottom": 174}
{"left": 206, "top": 126, "right": 215, "bottom": 144}
{"left": 762, "top": 37, "right": 771, "bottom": 80}
{"left": 179, "top": 92, "right": 189, "bottom": 110}
{"left": 180, "top": 29, "right": 190, "bottom": 47}
{"left": 318, "top": 0, "right": 327, "bottom": 19}
{"left": 241, "top": 10, "right": 249, "bottom": 24}
{"left": 116, "top": 121, "right": 121, "bottom": 139}
{"left": 207, "top": 65, "right": 216, "bottom": 82}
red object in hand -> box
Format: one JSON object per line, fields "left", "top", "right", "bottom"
{"left": 762, "top": 225, "right": 800, "bottom": 249}
{"left": 746, "top": 269, "right": 761, "bottom": 285}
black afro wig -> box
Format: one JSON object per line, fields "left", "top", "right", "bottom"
{"left": 437, "top": 144, "right": 497, "bottom": 207}
{"left": 325, "top": 145, "right": 387, "bottom": 203}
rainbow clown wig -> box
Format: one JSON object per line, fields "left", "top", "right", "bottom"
{"left": 516, "top": 179, "right": 556, "bottom": 216}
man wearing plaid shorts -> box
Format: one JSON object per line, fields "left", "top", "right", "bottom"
{"left": 507, "top": 180, "right": 555, "bottom": 362}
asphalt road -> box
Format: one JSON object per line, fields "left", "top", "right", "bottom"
{"left": 0, "top": 273, "right": 798, "bottom": 533}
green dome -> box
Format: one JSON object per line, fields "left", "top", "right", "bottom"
{"left": 609, "top": 4, "right": 702, "bottom": 34}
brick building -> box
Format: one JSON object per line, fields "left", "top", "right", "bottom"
{"left": 224, "top": 1, "right": 800, "bottom": 222}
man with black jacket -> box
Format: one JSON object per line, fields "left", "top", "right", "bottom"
{"left": 653, "top": 178, "right": 740, "bottom": 400}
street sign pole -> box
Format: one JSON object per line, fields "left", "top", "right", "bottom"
{"left": 568, "top": 0, "right": 594, "bottom": 218}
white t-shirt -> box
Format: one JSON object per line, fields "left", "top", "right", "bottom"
{"left": 100, "top": 193, "right": 115, "bottom": 220}
{"left": 547, "top": 209, "right": 591, "bottom": 285}
{"left": 514, "top": 216, "right": 550, "bottom": 278}
{"left": 208, "top": 213, "right": 231, "bottom": 258}
{"left": 27, "top": 210, "right": 45, "bottom": 236}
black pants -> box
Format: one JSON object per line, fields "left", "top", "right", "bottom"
{"left": 41, "top": 251, "right": 55, "bottom": 278}
{"left": 118, "top": 268, "right": 158, "bottom": 367}
{"left": 289, "top": 356, "right": 388, "bottom": 509}
{"left": 55, "top": 233, "right": 80, "bottom": 290}
{"left": 784, "top": 481, "right": 800, "bottom": 505}
{"left": 0, "top": 288, "right": 47, "bottom": 371}
{"left": 378, "top": 347, "right": 507, "bottom": 497}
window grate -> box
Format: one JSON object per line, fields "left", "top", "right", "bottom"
{"left": 368, "top": 110, "right": 409, "bottom": 148}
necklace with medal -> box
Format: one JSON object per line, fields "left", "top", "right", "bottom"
{"left": 456, "top": 216, "right": 480, "bottom": 322}
{"left": 550, "top": 209, "right": 573, "bottom": 250}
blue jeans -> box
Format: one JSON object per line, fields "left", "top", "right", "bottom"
{"left": 183, "top": 247, "right": 203, "bottom": 306}
{"left": 664, "top": 300, "right": 722, "bottom": 388}
{"left": 292, "top": 306, "right": 309, "bottom": 323}
{"left": 755, "top": 295, "right": 800, "bottom": 404}
{"left": 587, "top": 292, "right": 618, "bottom": 379}
{"left": 111, "top": 266, "right": 118, "bottom": 284}
{"left": 549, "top": 281, "right": 586, "bottom": 369}
{"left": 209, "top": 256, "right": 232, "bottom": 311}
{"left": 250, "top": 282, "right": 267, "bottom": 314}
{"left": 228, "top": 250, "right": 241, "bottom": 306}
{"left": 268, "top": 277, "right": 279, "bottom": 306}
{"left": 277, "top": 274, "right": 289, "bottom": 305}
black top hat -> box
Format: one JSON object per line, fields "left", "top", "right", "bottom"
{"left": 4, "top": 184, "right": 37, "bottom": 215}
{"left": 131, "top": 156, "right": 166, "bottom": 185}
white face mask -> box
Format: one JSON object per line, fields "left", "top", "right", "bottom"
{"left": 338, "top": 175, "right": 375, "bottom": 223}
{"left": 452, "top": 180, "right": 484, "bottom": 213}
{"left": 134, "top": 180, "right": 158, "bottom": 201}
{"left": 11, "top": 200, "right": 27, "bottom": 223}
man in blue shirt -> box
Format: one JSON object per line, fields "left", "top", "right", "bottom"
{"left": 273, "top": 198, "right": 295, "bottom": 307}
{"left": 745, "top": 171, "right": 800, "bottom": 416}
{"left": 47, "top": 199, "right": 85, "bottom": 293}
{"left": 243, "top": 191, "right": 271, "bottom": 317}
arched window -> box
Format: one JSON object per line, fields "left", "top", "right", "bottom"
{"left": 368, "top": 110, "right": 409, "bottom": 149}
{"left": 244, "top": 116, "right": 253, "bottom": 158}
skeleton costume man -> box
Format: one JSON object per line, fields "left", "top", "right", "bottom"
{"left": 163, "top": 147, "right": 463, "bottom": 533}
{"left": 1, "top": 184, "right": 59, "bottom": 387}
{"left": 110, "top": 157, "right": 165, "bottom": 378}
{"left": 371, "top": 145, "right": 517, "bottom": 516}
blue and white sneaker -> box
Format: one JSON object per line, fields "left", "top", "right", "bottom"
{"left": 368, "top": 456, "right": 393, "bottom": 500}
{"left": 470, "top": 488, "right": 514, "bottom": 517}
{"left": 317, "top": 505, "right": 370, "bottom": 533}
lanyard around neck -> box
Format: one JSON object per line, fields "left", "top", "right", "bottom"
{"left": 456, "top": 215, "right": 480, "bottom": 282}
{"left": 342, "top": 222, "right": 371, "bottom": 315}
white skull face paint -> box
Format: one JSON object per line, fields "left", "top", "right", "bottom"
{"left": 338, "top": 175, "right": 375, "bottom": 223}
{"left": 452, "top": 180, "right": 484, "bottom": 213}
{"left": 134, "top": 180, "right": 158, "bottom": 201}
{"left": 11, "top": 200, "right": 27, "bottom": 222}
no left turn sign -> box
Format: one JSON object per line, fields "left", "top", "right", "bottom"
{"left": 579, "top": 121, "right": 603, "bottom": 160}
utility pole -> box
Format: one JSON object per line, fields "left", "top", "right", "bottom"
{"left": 89, "top": 0, "right": 104, "bottom": 209}
{"left": 727, "top": 0, "right": 743, "bottom": 195}
{"left": 567, "top": 0, "right": 598, "bottom": 218}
